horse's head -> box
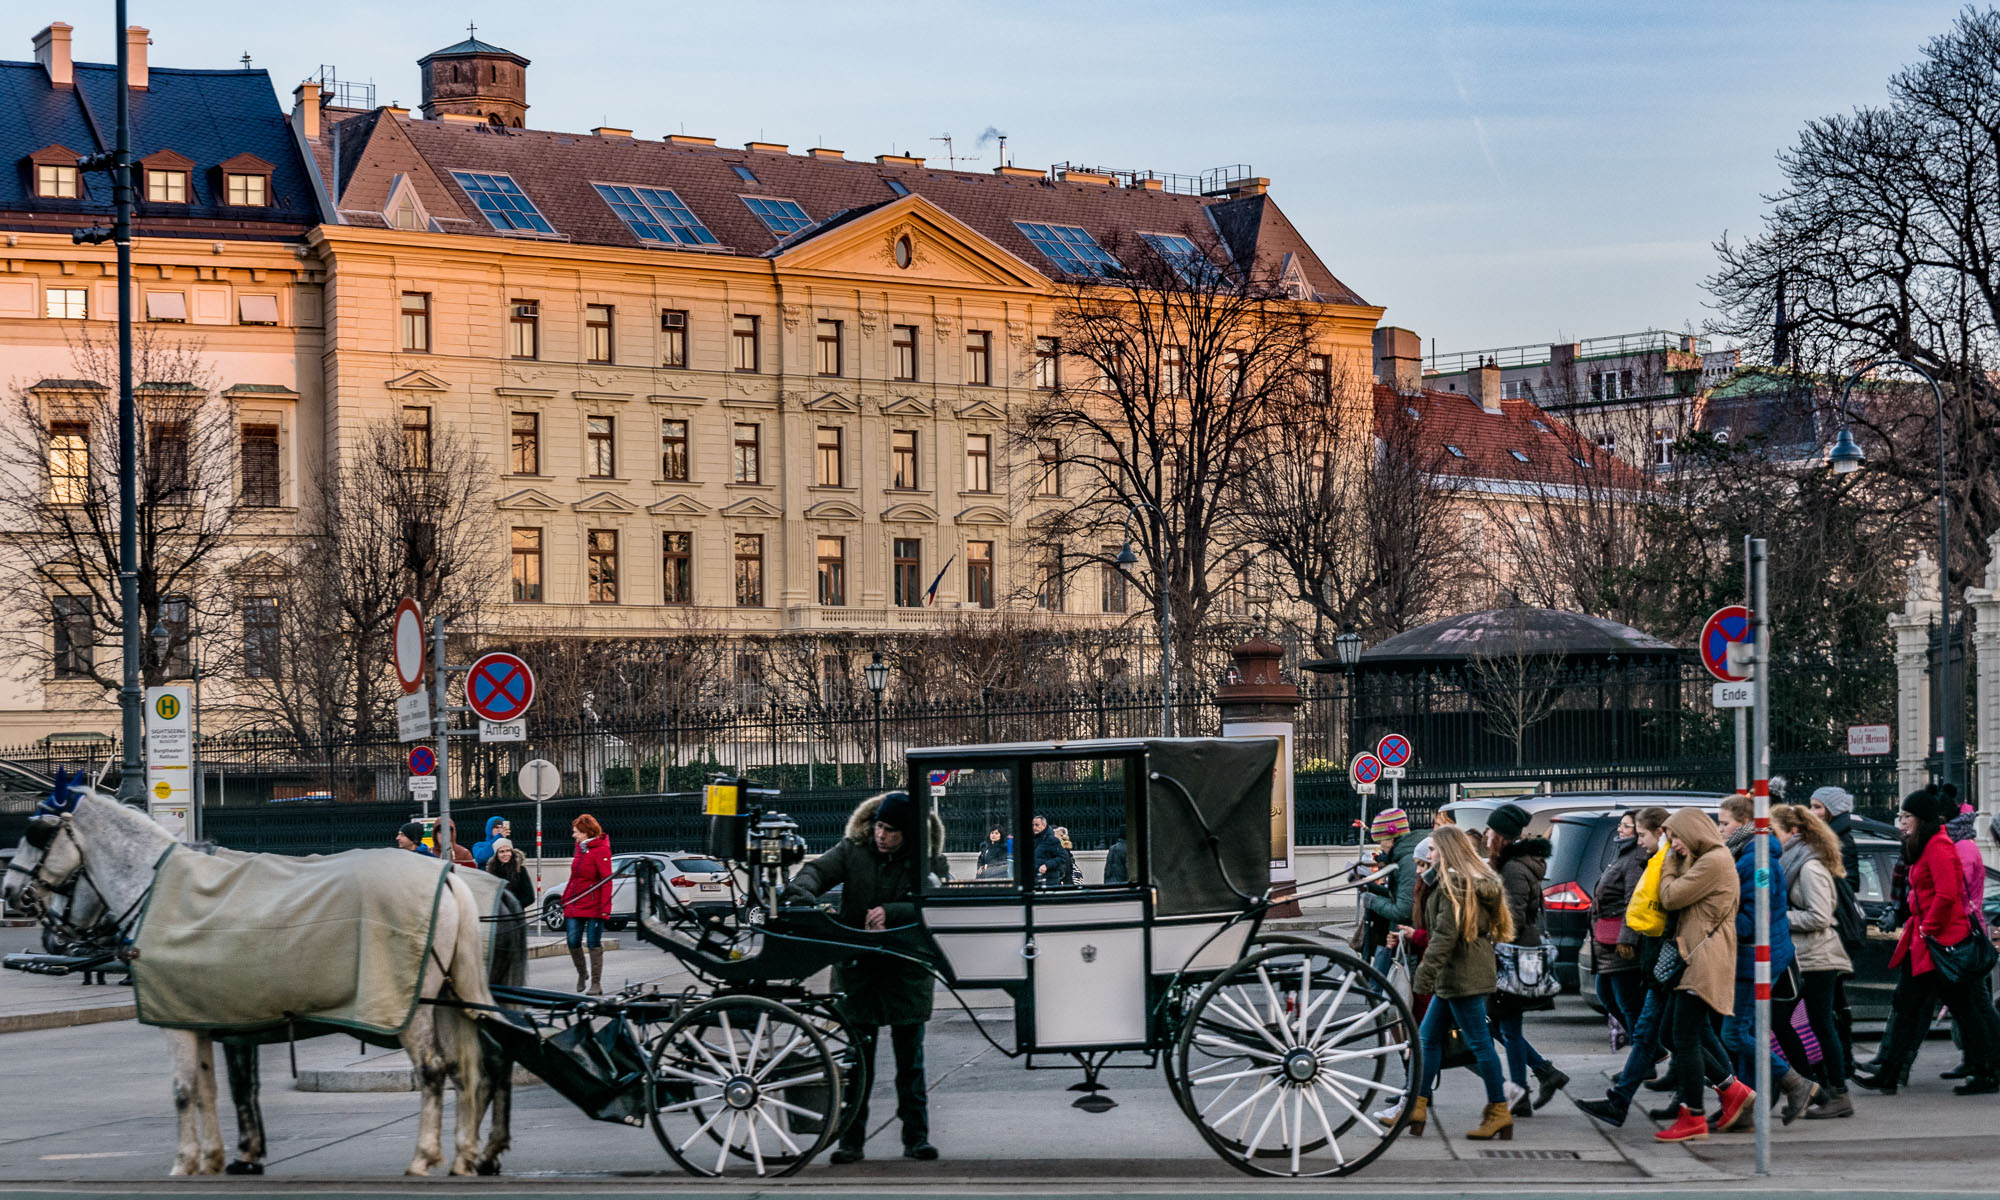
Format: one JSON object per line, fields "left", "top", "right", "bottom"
{"left": 3, "top": 769, "right": 90, "bottom": 916}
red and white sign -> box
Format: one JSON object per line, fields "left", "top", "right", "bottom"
{"left": 1847, "top": 724, "right": 1892, "bottom": 756}
{"left": 1700, "top": 606, "right": 1753, "bottom": 683}
{"left": 1376, "top": 733, "right": 1412, "bottom": 768}
{"left": 466, "top": 652, "right": 536, "bottom": 724}
{"left": 392, "top": 598, "right": 426, "bottom": 695}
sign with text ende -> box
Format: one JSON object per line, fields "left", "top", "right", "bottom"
{"left": 1712, "top": 680, "right": 1754, "bottom": 708}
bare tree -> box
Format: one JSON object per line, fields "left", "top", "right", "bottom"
{"left": 1465, "top": 608, "right": 1566, "bottom": 768}
{"left": 0, "top": 328, "right": 246, "bottom": 693}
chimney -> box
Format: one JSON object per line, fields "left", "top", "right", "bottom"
{"left": 591, "top": 126, "right": 634, "bottom": 138}
{"left": 1469, "top": 358, "right": 1503, "bottom": 414}
{"left": 33, "top": 22, "right": 72, "bottom": 87}
{"left": 1372, "top": 326, "right": 1423, "bottom": 395}
{"left": 291, "top": 80, "right": 321, "bottom": 139}
{"left": 1681, "top": 334, "right": 1702, "bottom": 354}
{"left": 124, "top": 25, "right": 149, "bottom": 90}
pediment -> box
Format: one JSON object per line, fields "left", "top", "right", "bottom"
{"left": 647, "top": 493, "right": 710, "bottom": 516}
{"left": 955, "top": 504, "right": 1011, "bottom": 526}
{"left": 881, "top": 502, "right": 938, "bottom": 523}
{"left": 803, "top": 498, "right": 863, "bottom": 520}
{"left": 573, "top": 491, "right": 637, "bottom": 514}
{"left": 496, "top": 487, "right": 563, "bottom": 511}
{"left": 879, "top": 395, "right": 933, "bottom": 417}
{"left": 772, "top": 194, "right": 1051, "bottom": 291}
{"left": 231, "top": 550, "right": 288, "bottom": 578}
{"left": 803, "top": 391, "right": 859, "bottom": 413}
{"left": 385, "top": 369, "right": 450, "bottom": 391}
{"left": 955, "top": 398, "right": 1007, "bottom": 422}
{"left": 721, "top": 495, "right": 784, "bottom": 519}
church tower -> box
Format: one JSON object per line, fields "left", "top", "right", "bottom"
{"left": 418, "top": 30, "right": 529, "bottom": 127}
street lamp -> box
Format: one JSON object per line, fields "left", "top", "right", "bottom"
{"left": 1830, "top": 358, "right": 1955, "bottom": 786}
{"left": 1333, "top": 624, "right": 1363, "bottom": 772}
{"left": 1117, "top": 504, "right": 1173, "bottom": 736}
{"left": 864, "top": 650, "right": 890, "bottom": 787}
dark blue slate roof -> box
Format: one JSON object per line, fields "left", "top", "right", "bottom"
{"left": 420, "top": 38, "right": 528, "bottom": 63}
{"left": 0, "top": 60, "right": 317, "bottom": 232}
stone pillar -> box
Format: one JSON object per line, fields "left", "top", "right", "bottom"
{"left": 1216, "top": 637, "right": 1300, "bottom": 914}
{"left": 1964, "top": 533, "right": 2000, "bottom": 853}
{"left": 1890, "top": 552, "right": 1940, "bottom": 800}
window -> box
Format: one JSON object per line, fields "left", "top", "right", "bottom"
{"left": 817, "top": 536, "right": 847, "bottom": 606}
{"left": 1653, "top": 429, "right": 1674, "bottom": 468}
{"left": 660, "top": 419, "right": 689, "bottom": 481}
{"left": 1508, "top": 449, "right": 1530, "bottom": 463}
{"left": 1307, "top": 353, "right": 1332, "bottom": 402}
{"left": 661, "top": 310, "right": 688, "bottom": 367}
{"left": 52, "top": 596, "right": 92, "bottom": 677}
{"left": 1461, "top": 514, "right": 1485, "bottom": 554}
{"left": 37, "top": 164, "right": 78, "bottom": 199}
{"left": 452, "top": 170, "right": 556, "bottom": 234}
{"left": 965, "top": 433, "right": 991, "bottom": 492}
{"left": 732, "top": 423, "right": 762, "bottom": 483}
{"left": 965, "top": 330, "right": 991, "bottom": 385}
{"left": 227, "top": 291, "right": 273, "bottom": 324}
{"left": 156, "top": 596, "right": 192, "bottom": 678}
{"left": 45, "top": 287, "right": 86, "bottom": 319}
{"left": 1445, "top": 443, "right": 1466, "bottom": 458}
{"left": 1597, "top": 431, "right": 1618, "bottom": 455}
{"left": 587, "top": 416, "right": 616, "bottom": 478}
{"left": 1014, "top": 221, "right": 1121, "bottom": 276}
{"left": 1036, "top": 440, "right": 1061, "bottom": 496}
{"left": 662, "top": 532, "right": 692, "bottom": 604}
{"left": 1161, "top": 346, "right": 1186, "bottom": 397}
{"left": 815, "top": 426, "right": 843, "bottom": 487}
{"left": 149, "top": 422, "right": 189, "bottom": 500}
{"left": 892, "top": 430, "right": 919, "bottom": 489}
{"left": 509, "top": 300, "right": 539, "bottom": 359}
{"left": 48, "top": 421, "right": 88, "bottom": 504}
{"left": 892, "top": 324, "right": 919, "bottom": 381}
{"left": 732, "top": 315, "right": 759, "bottom": 372}
{"left": 242, "top": 598, "right": 279, "bottom": 678}
{"left": 592, "top": 183, "right": 717, "bottom": 246}
{"left": 1404, "top": 406, "right": 1421, "bottom": 420}
{"left": 734, "top": 534, "right": 764, "bottom": 606}
{"left": 967, "top": 541, "right": 994, "bottom": 609}
{"left": 585, "top": 304, "right": 614, "bottom": 364}
{"left": 1222, "top": 349, "right": 1245, "bottom": 399}
{"left": 226, "top": 173, "right": 268, "bottom": 207}
{"left": 732, "top": 164, "right": 759, "bottom": 184}
{"left": 1100, "top": 549, "right": 1128, "bottom": 614}
{"left": 1140, "top": 232, "right": 1219, "bottom": 285}
{"left": 894, "top": 539, "right": 923, "bottom": 608}
{"left": 1530, "top": 418, "right": 1551, "bottom": 433}
{"left": 885, "top": 178, "right": 910, "bottom": 197}
{"left": 400, "top": 292, "right": 430, "bottom": 352}
{"left": 511, "top": 528, "right": 543, "bottom": 601}
{"left": 815, "top": 319, "right": 842, "bottom": 376}
{"left": 587, "top": 530, "right": 619, "bottom": 603}
{"left": 401, "top": 406, "right": 432, "bottom": 471}
{"left": 146, "top": 292, "right": 187, "bottom": 322}
{"left": 1034, "top": 337, "right": 1060, "bottom": 389}
{"left": 742, "top": 196, "right": 812, "bottom": 237}
{"left": 510, "top": 411, "right": 540, "bottom": 474}
{"left": 240, "top": 424, "right": 280, "bottom": 506}
{"left": 146, "top": 169, "right": 188, "bottom": 204}
{"left": 1038, "top": 552, "right": 1066, "bottom": 611}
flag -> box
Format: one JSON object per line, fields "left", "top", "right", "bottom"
{"left": 924, "top": 556, "right": 955, "bottom": 606}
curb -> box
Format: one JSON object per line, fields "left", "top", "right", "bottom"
{"left": 296, "top": 1057, "right": 542, "bottom": 1093}
{"left": 0, "top": 1001, "right": 135, "bottom": 1035}
{"left": 526, "top": 936, "right": 620, "bottom": 959}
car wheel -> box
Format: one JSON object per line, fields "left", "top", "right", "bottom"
{"left": 542, "top": 896, "right": 564, "bottom": 933}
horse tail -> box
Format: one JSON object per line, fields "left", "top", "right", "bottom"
{"left": 441, "top": 872, "right": 498, "bottom": 1013}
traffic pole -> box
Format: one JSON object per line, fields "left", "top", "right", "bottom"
{"left": 433, "top": 616, "right": 453, "bottom": 865}
{"left": 1749, "top": 537, "right": 1772, "bottom": 1176}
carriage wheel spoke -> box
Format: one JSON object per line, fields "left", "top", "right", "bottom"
{"left": 1212, "top": 990, "right": 1293, "bottom": 1058}
{"left": 753, "top": 1028, "right": 807, "bottom": 1082}
{"left": 1194, "top": 1029, "right": 1283, "bottom": 1062}
{"left": 1212, "top": 1075, "right": 1281, "bottom": 1130}
{"left": 715, "top": 1112, "right": 737, "bottom": 1176}
{"left": 743, "top": 1105, "right": 766, "bottom": 1176}
{"left": 743, "top": 1012, "right": 769, "bottom": 1077}
{"left": 1200, "top": 1075, "right": 1243, "bottom": 1117}
{"left": 718, "top": 1011, "right": 744, "bottom": 1074}
{"left": 1313, "top": 1075, "right": 1386, "bottom": 1137}
{"left": 1318, "top": 1041, "right": 1409, "bottom": 1065}
{"left": 1289, "top": 1089, "right": 1304, "bottom": 1175}
{"left": 1244, "top": 1084, "right": 1285, "bottom": 1158}
{"left": 1296, "top": 954, "right": 1313, "bottom": 1043}
{"left": 1302, "top": 1084, "right": 1346, "bottom": 1168}
{"left": 1308, "top": 970, "right": 1358, "bottom": 1045}
{"left": 755, "top": 1105, "right": 805, "bottom": 1157}
{"left": 1187, "top": 1064, "right": 1278, "bottom": 1088}
{"left": 677, "top": 1104, "right": 731, "bottom": 1155}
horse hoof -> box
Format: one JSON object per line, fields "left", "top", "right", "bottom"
{"left": 225, "top": 1161, "right": 264, "bottom": 1175}
{"left": 476, "top": 1158, "right": 503, "bottom": 1177}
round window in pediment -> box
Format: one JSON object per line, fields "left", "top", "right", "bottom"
{"left": 894, "top": 235, "right": 913, "bottom": 269}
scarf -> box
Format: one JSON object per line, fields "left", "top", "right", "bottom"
{"left": 1778, "top": 836, "right": 1814, "bottom": 909}
{"left": 1947, "top": 807, "right": 1978, "bottom": 843}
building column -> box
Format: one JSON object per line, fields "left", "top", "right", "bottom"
{"left": 1964, "top": 533, "right": 2000, "bottom": 854}
{"left": 1891, "top": 552, "right": 1940, "bottom": 800}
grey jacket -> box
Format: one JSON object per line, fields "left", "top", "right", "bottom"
{"left": 1781, "top": 837, "right": 1853, "bottom": 975}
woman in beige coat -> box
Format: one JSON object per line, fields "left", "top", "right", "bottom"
{"left": 1771, "top": 804, "right": 1855, "bottom": 1118}
{"left": 1654, "top": 807, "right": 1755, "bottom": 1141}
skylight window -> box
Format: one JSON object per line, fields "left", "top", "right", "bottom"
{"left": 1015, "top": 222, "right": 1121, "bottom": 277}
{"left": 1531, "top": 419, "right": 1552, "bottom": 433}
{"left": 1404, "top": 406, "right": 1421, "bottom": 420}
{"left": 1572, "top": 455, "right": 1594, "bottom": 469}
{"left": 1446, "top": 444, "right": 1466, "bottom": 458}
{"left": 592, "top": 184, "right": 719, "bottom": 247}
{"left": 450, "top": 171, "right": 555, "bottom": 234}
{"left": 1510, "top": 449, "right": 1531, "bottom": 463}
{"left": 1140, "top": 232, "right": 1223, "bottom": 286}
{"left": 733, "top": 165, "right": 759, "bottom": 184}
{"left": 742, "top": 196, "right": 812, "bottom": 237}
{"left": 885, "top": 179, "right": 910, "bottom": 197}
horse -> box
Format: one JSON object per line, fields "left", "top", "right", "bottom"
{"left": 2, "top": 781, "right": 518, "bottom": 1177}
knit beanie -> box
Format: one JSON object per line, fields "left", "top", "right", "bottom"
{"left": 1809, "top": 786, "right": 1854, "bottom": 817}
{"left": 1369, "top": 808, "right": 1411, "bottom": 840}
{"left": 872, "top": 790, "right": 920, "bottom": 839}
{"left": 1486, "top": 803, "right": 1531, "bottom": 840}
{"left": 398, "top": 821, "right": 425, "bottom": 843}
{"left": 490, "top": 837, "right": 514, "bottom": 855}
{"left": 1901, "top": 783, "right": 1953, "bottom": 825}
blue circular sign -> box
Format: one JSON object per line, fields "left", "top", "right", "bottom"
{"left": 1351, "top": 753, "right": 1382, "bottom": 785}
{"left": 407, "top": 746, "right": 436, "bottom": 776}
{"left": 1376, "top": 734, "right": 1411, "bottom": 767}
{"left": 1701, "top": 606, "right": 1752, "bottom": 682}
{"left": 466, "top": 652, "right": 536, "bottom": 723}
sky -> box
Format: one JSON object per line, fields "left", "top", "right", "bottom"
{"left": 39, "top": 0, "right": 1983, "bottom": 357}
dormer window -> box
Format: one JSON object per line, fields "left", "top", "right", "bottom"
{"left": 37, "top": 164, "right": 78, "bottom": 198}
{"left": 147, "top": 169, "right": 188, "bottom": 203}
{"left": 218, "top": 154, "right": 274, "bottom": 209}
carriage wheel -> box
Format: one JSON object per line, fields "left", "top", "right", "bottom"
{"left": 798, "top": 1001, "right": 871, "bottom": 1141}
{"left": 1170, "top": 943, "right": 1417, "bottom": 1178}
{"left": 647, "top": 995, "right": 842, "bottom": 1178}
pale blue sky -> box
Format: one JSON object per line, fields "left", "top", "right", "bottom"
{"left": 46, "top": 1, "right": 1979, "bottom": 355}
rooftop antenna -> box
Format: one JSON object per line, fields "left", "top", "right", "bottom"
{"left": 930, "top": 132, "right": 981, "bottom": 170}
{"left": 240, "top": 52, "right": 252, "bottom": 68}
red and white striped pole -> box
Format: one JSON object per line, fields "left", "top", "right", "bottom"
{"left": 1748, "top": 537, "right": 1771, "bottom": 1176}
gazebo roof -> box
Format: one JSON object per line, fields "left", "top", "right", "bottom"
{"left": 1304, "top": 607, "right": 1680, "bottom": 671}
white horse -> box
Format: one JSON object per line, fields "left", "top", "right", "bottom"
{"left": 3, "top": 786, "right": 515, "bottom": 1176}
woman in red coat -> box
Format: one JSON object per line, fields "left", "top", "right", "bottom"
{"left": 561, "top": 814, "right": 613, "bottom": 994}
{"left": 1856, "top": 785, "right": 2000, "bottom": 1095}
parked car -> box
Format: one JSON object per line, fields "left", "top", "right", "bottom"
{"left": 539, "top": 852, "right": 737, "bottom": 933}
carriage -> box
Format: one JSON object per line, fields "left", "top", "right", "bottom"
{"left": 480, "top": 736, "right": 1419, "bottom": 1179}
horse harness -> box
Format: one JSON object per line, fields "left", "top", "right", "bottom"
{"left": 9, "top": 814, "right": 152, "bottom": 952}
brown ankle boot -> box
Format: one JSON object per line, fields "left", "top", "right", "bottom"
{"left": 588, "top": 948, "right": 605, "bottom": 995}
{"left": 1466, "top": 1100, "right": 1514, "bottom": 1141}
{"left": 1405, "top": 1096, "right": 1427, "bottom": 1137}
{"left": 569, "top": 947, "right": 588, "bottom": 992}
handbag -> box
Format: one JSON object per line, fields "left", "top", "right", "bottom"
{"left": 1494, "top": 940, "right": 1561, "bottom": 999}
{"left": 1832, "top": 875, "right": 1867, "bottom": 953}
{"left": 1652, "top": 937, "right": 1685, "bottom": 987}
{"left": 1927, "top": 923, "right": 2000, "bottom": 984}
{"left": 1593, "top": 916, "right": 1626, "bottom": 945}
{"left": 1625, "top": 845, "right": 1670, "bottom": 937}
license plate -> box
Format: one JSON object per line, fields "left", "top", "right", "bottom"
{"left": 699, "top": 883, "right": 720, "bottom": 891}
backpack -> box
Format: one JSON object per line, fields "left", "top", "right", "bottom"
{"left": 1831, "top": 874, "right": 1867, "bottom": 953}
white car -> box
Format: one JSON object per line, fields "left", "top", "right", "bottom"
{"left": 538, "top": 852, "right": 737, "bottom": 932}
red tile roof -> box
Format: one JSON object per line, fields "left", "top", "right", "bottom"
{"left": 1377, "top": 383, "right": 1648, "bottom": 492}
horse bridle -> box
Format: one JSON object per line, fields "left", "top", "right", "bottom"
{"left": 8, "top": 815, "right": 145, "bottom": 947}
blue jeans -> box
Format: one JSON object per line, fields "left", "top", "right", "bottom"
{"left": 1419, "top": 994, "right": 1506, "bottom": 1104}
{"left": 1597, "top": 968, "right": 1647, "bottom": 1047}
{"left": 565, "top": 915, "right": 604, "bottom": 949}
{"left": 1607, "top": 984, "right": 1667, "bottom": 1103}
{"left": 1722, "top": 976, "right": 1791, "bottom": 1083}
{"left": 1490, "top": 1006, "right": 1552, "bottom": 1087}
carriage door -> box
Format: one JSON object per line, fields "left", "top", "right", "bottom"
{"left": 1024, "top": 757, "right": 1148, "bottom": 1051}
{"left": 918, "top": 764, "right": 1029, "bottom": 999}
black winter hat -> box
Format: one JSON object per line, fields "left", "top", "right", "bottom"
{"left": 1486, "top": 803, "right": 1531, "bottom": 840}
{"left": 398, "top": 821, "right": 426, "bottom": 843}
{"left": 1901, "top": 783, "right": 1957, "bottom": 825}
{"left": 872, "top": 790, "right": 919, "bottom": 839}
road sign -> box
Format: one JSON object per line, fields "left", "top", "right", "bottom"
{"left": 407, "top": 745, "right": 436, "bottom": 776}
{"left": 928, "top": 769, "right": 954, "bottom": 787}
{"left": 466, "top": 652, "right": 536, "bottom": 723}
{"left": 1376, "top": 733, "right": 1412, "bottom": 768}
{"left": 1700, "top": 606, "right": 1753, "bottom": 682}
{"left": 1848, "top": 724, "right": 1892, "bottom": 756}
{"left": 392, "top": 598, "right": 426, "bottom": 695}
{"left": 1381, "top": 766, "right": 1407, "bottom": 779}
{"left": 1713, "top": 680, "right": 1754, "bottom": 708}
{"left": 145, "top": 685, "right": 192, "bottom": 840}
{"left": 1350, "top": 752, "right": 1382, "bottom": 788}
{"left": 396, "top": 690, "right": 431, "bottom": 743}
{"left": 408, "top": 775, "right": 437, "bottom": 799}
{"left": 518, "top": 759, "right": 560, "bottom": 802}
{"left": 479, "top": 719, "right": 527, "bottom": 743}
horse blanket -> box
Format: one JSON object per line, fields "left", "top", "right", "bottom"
{"left": 130, "top": 846, "right": 487, "bottom": 1038}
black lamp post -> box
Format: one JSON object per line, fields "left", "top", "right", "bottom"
{"left": 864, "top": 651, "right": 889, "bottom": 787}
{"left": 1334, "top": 625, "right": 1363, "bottom": 763}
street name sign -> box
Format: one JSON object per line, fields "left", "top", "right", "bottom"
{"left": 1847, "top": 724, "right": 1892, "bottom": 756}
{"left": 396, "top": 690, "right": 431, "bottom": 743}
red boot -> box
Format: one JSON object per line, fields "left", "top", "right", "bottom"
{"left": 1712, "top": 1079, "right": 1756, "bottom": 1132}
{"left": 1655, "top": 1105, "right": 1710, "bottom": 1142}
